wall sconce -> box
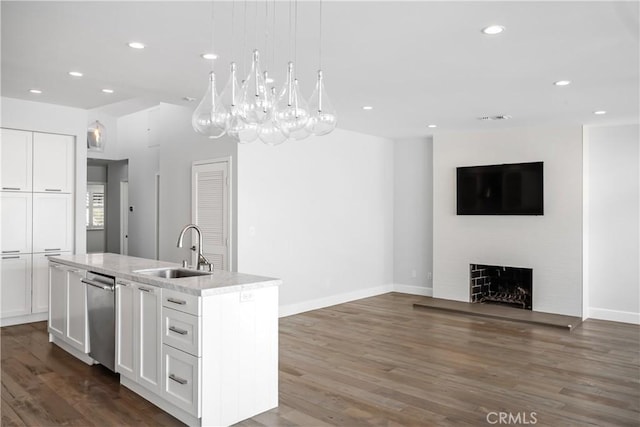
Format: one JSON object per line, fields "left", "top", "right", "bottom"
{"left": 87, "top": 120, "right": 106, "bottom": 152}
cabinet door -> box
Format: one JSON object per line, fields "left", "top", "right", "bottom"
{"left": 65, "top": 268, "right": 88, "bottom": 352}
{"left": 116, "top": 280, "right": 136, "bottom": 380}
{"left": 162, "top": 344, "right": 200, "bottom": 417}
{"left": 0, "top": 128, "right": 32, "bottom": 192}
{"left": 32, "top": 133, "right": 74, "bottom": 193}
{"left": 32, "top": 252, "right": 67, "bottom": 313}
{"left": 48, "top": 263, "right": 66, "bottom": 337}
{"left": 137, "top": 284, "right": 162, "bottom": 393}
{"left": 33, "top": 193, "right": 73, "bottom": 253}
{"left": 1, "top": 192, "right": 32, "bottom": 254}
{"left": 0, "top": 255, "right": 32, "bottom": 318}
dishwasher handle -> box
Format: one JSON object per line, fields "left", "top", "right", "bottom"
{"left": 82, "top": 278, "right": 114, "bottom": 292}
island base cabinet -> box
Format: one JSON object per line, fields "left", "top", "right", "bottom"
{"left": 162, "top": 344, "right": 200, "bottom": 417}
{"left": 48, "top": 262, "right": 88, "bottom": 353}
{"left": 115, "top": 279, "right": 162, "bottom": 394}
{"left": 199, "top": 285, "right": 279, "bottom": 427}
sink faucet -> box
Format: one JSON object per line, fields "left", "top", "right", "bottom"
{"left": 176, "top": 224, "right": 213, "bottom": 272}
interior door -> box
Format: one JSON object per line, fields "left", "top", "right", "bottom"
{"left": 192, "top": 160, "right": 230, "bottom": 271}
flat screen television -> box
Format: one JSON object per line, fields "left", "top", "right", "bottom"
{"left": 456, "top": 161, "right": 543, "bottom": 215}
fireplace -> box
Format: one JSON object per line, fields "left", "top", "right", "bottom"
{"left": 470, "top": 264, "right": 532, "bottom": 310}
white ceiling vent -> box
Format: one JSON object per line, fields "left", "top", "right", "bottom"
{"left": 477, "top": 115, "right": 512, "bottom": 121}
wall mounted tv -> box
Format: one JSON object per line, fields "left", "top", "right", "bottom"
{"left": 456, "top": 161, "right": 544, "bottom": 215}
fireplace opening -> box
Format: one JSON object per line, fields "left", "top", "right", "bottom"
{"left": 470, "top": 264, "right": 532, "bottom": 310}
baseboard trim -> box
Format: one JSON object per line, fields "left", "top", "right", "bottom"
{"left": 588, "top": 307, "right": 640, "bottom": 325}
{"left": 0, "top": 312, "right": 47, "bottom": 327}
{"left": 279, "top": 284, "right": 394, "bottom": 318}
{"left": 393, "top": 284, "right": 433, "bottom": 296}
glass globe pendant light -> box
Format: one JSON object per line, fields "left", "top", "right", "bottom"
{"left": 306, "top": 70, "right": 336, "bottom": 135}
{"left": 259, "top": 87, "right": 288, "bottom": 146}
{"left": 274, "top": 62, "right": 310, "bottom": 139}
{"left": 221, "top": 62, "right": 258, "bottom": 143}
{"left": 238, "top": 50, "right": 271, "bottom": 126}
{"left": 192, "top": 71, "right": 228, "bottom": 139}
{"left": 306, "top": 0, "right": 336, "bottom": 136}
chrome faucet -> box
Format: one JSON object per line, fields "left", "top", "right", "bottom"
{"left": 176, "top": 224, "right": 213, "bottom": 271}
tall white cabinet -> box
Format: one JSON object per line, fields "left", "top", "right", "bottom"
{"left": 0, "top": 128, "right": 75, "bottom": 326}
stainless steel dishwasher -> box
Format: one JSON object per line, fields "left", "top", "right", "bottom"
{"left": 82, "top": 271, "right": 116, "bottom": 372}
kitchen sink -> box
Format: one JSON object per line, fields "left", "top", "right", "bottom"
{"left": 133, "top": 267, "right": 212, "bottom": 279}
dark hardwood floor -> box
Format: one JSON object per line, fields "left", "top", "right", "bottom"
{"left": 2, "top": 293, "right": 639, "bottom": 426}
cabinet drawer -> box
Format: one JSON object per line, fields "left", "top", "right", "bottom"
{"left": 162, "top": 307, "right": 200, "bottom": 357}
{"left": 162, "top": 289, "right": 200, "bottom": 316}
{"left": 162, "top": 344, "right": 200, "bottom": 417}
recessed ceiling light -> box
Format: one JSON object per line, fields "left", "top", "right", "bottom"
{"left": 29, "top": 89, "right": 42, "bottom": 94}
{"left": 201, "top": 53, "right": 218, "bottom": 60}
{"left": 593, "top": 110, "right": 607, "bottom": 115}
{"left": 68, "top": 71, "right": 83, "bottom": 77}
{"left": 362, "top": 106, "right": 373, "bottom": 110}
{"left": 183, "top": 96, "right": 196, "bottom": 102}
{"left": 102, "top": 88, "right": 114, "bottom": 94}
{"left": 427, "top": 124, "right": 437, "bottom": 128}
{"left": 482, "top": 25, "right": 505, "bottom": 35}
{"left": 128, "top": 42, "right": 145, "bottom": 49}
{"left": 554, "top": 80, "right": 571, "bottom": 86}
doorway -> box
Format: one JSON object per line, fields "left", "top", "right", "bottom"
{"left": 86, "top": 158, "right": 129, "bottom": 254}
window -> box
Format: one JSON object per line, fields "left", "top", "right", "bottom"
{"left": 87, "top": 183, "right": 105, "bottom": 230}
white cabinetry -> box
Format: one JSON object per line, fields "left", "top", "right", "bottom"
{"left": 48, "top": 262, "right": 88, "bottom": 353}
{"left": 0, "top": 254, "right": 32, "bottom": 318}
{"left": 116, "top": 279, "right": 162, "bottom": 394}
{"left": 32, "top": 252, "right": 69, "bottom": 314}
{"left": 0, "top": 128, "right": 32, "bottom": 192}
{"left": 1, "top": 192, "right": 32, "bottom": 254}
{"left": 0, "top": 128, "right": 75, "bottom": 326}
{"left": 32, "top": 193, "right": 73, "bottom": 253}
{"left": 32, "top": 132, "right": 74, "bottom": 193}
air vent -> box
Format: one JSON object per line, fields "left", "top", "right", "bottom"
{"left": 477, "top": 115, "right": 512, "bottom": 121}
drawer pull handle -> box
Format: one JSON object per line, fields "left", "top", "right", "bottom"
{"left": 169, "top": 326, "right": 188, "bottom": 335}
{"left": 45, "top": 248, "right": 61, "bottom": 252}
{"left": 2, "top": 250, "right": 20, "bottom": 254}
{"left": 167, "top": 298, "right": 186, "bottom": 305}
{"left": 138, "top": 287, "right": 152, "bottom": 293}
{"left": 2, "top": 256, "right": 20, "bottom": 260}
{"left": 169, "top": 374, "right": 188, "bottom": 385}
{"left": 44, "top": 253, "right": 61, "bottom": 257}
{"left": 45, "top": 188, "right": 62, "bottom": 192}
{"left": 2, "top": 187, "right": 20, "bottom": 190}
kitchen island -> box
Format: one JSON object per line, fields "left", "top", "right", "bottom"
{"left": 48, "top": 253, "right": 280, "bottom": 427}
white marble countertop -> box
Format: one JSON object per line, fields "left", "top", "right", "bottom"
{"left": 49, "top": 253, "right": 281, "bottom": 297}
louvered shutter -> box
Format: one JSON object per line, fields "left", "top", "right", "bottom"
{"left": 192, "top": 161, "right": 229, "bottom": 271}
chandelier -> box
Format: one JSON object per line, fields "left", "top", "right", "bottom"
{"left": 192, "top": 0, "right": 336, "bottom": 145}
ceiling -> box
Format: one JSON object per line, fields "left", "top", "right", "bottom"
{"left": 2, "top": 1, "right": 638, "bottom": 139}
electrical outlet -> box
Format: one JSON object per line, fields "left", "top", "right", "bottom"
{"left": 240, "top": 291, "right": 254, "bottom": 302}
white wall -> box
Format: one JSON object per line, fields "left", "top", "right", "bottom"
{"left": 393, "top": 137, "right": 433, "bottom": 295}
{"left": 433, "top": 126, "right": 583, "bottom": 317}
{"left": 116, "top": 108, "right": 159, "bottom": 259}
{"left": 237, "top": 129, "right": 395, "bottom": 315}
{"left": 584, "top": 124, "right": 639, "bottom": 324}
{"left": 156, "top": 103, "right": 237, "bottom": 267}
{"left": 1, "top": 97, "right": 88, "bottom": 254}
